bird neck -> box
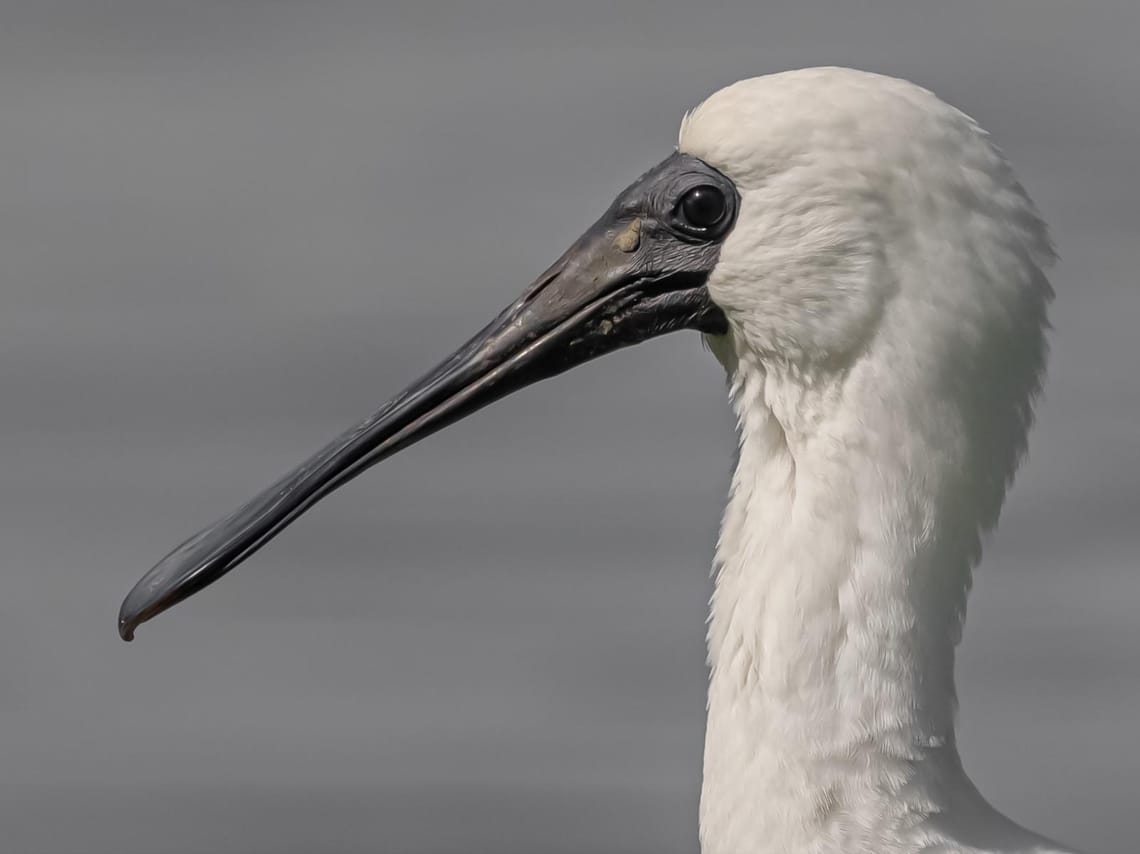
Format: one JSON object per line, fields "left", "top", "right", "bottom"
{"left": 699, "top": 339, "right": 1001, "bottom": 853}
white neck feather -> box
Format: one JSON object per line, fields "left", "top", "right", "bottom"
{"left": 675, "top": 65, "right": 1066, "bottom": 854}
{"left": 698, "top": 332, "right": 1067, "bottom": 854}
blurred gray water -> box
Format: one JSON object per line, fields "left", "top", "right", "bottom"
{"left": 1, "top": 2, "right": 1138, "bottom": 852}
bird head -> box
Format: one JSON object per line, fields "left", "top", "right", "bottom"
{"left": 119, "top": 67, "right": 1054, "bottom": 641}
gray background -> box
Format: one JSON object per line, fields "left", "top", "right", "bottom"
{"left": 1, "top": 2, "right": 1137, "bottom": 852}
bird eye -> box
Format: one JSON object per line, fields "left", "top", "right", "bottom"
{"left": 677, "top": 185, "right": 727, "bottom": 231}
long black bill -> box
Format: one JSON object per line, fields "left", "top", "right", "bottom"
{"left": 119, "top": 152, "right": 736, "bottom": 640}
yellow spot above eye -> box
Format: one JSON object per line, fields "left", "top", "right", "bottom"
{"left": 614, "top": 218, "right": 641, "bottom": 253}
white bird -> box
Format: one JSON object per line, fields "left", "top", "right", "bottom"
{"left": 120, "top": 68, "right": 1076, "bottom": 854}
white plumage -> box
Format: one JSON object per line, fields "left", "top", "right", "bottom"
{"left": 682, "top": 68, "right": 1068, "bottom": 854}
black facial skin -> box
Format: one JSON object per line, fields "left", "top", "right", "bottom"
{"left": 118, "top": 152, "right": 739, "bottom": 641}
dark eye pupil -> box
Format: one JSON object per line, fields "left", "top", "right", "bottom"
{"left": 680, "top": 186, "right": 726, "bottom": 229}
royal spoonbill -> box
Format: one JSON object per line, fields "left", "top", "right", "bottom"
{"left": 120, "top": 67, "right": 1077, "bottom": 854}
